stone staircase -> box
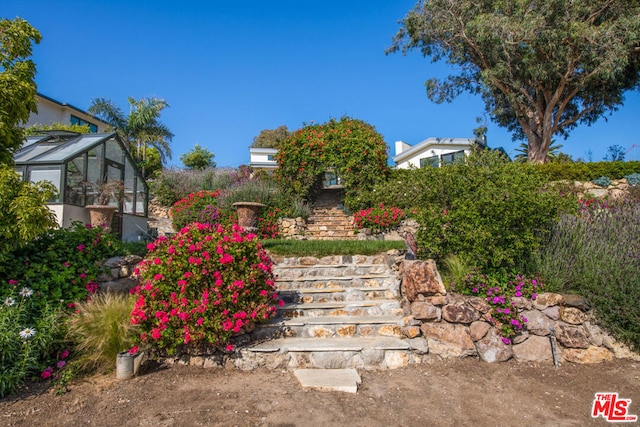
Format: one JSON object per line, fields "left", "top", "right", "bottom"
{"left": 241, "top": 254, "right": 428, "bottom": 370}
{"left": 305, "top": 188, "right": 357, "bottom": 240}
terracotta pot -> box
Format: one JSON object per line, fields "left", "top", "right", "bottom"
{"left": 86, "top": 205, "right": 117, "bottom": 232}
{"left": 232, "top": 202, "right": 265, "bottom": 232}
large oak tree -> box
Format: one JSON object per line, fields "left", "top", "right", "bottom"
{"left": 389, "top": 0, "right": 640, "bottom": 163}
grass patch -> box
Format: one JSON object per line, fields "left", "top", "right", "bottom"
{"left": 262, "top": 239, "right": 405, "bottom": 257}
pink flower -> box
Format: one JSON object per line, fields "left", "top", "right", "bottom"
{"left": 57, "top": 360, "right": 67, "bottom": 369}
{"left": 77, "top": 244, "right": 85, "bottom": 252}
{"left": 60, "top": 349, "right": 69, "bottom": 359}
{"left": 146, "top": 243, "right": 156, "bottom": 251}
{"left": 219, "top": 253, "right": 233, "bottom": 264}
{"left": 153, "top": 273, "right": 164, "bottom": 281}
{"left": 128, "top": 345, "right": 139, "bottom": 355}
{"left": 8, "top": 279, "right": 18, "bottom": 285}
{"left": 153, "top": 257, "right": 162, "bottom": 265}
{"left": 41, "top": 368, "right": 53, "bottom": 379}
{"left": 225, "top": 344, "right": 235, "bottom": 351}
{"left": 196, "top": 317, "right": 204, "bottom": 326}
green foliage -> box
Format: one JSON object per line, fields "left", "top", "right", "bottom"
{"left": 353, "top": 204, "right": 405, "bottom": 234}
{"left": 604, "top": 145, "right": 626, "bottom": 162}
{"left": 0, "top": 18, "right": 41, "bottom": 164}
{"left": 0, "top": 291, "right": 65, "bottom": 397}
{"left": 625, "top": 173, "right": 640, "bottom": 186}
{"left": 534, "top": 198, "right": 640, "bottom": 351}
{"left": 180, "top": 144, "right": 216, "bottom": 170}
{"left": 131, "top": 223, "right": 281, "bottom": 354}
{"left": 275, "top": 117, "right": 389, "bottom": 210}
{"left": 150, "top": 168, "right": 239, "bottom": 207}
{"left": 1, "top": 222, "right": 121, "bottom": 308}
{"left": 65, "top": 293, "right": 139, "bottom": 373}
{"left": 389, "top": 1, "right": 640, "bottom": 163}
{"left": 592, "top": 176, "right": 612, "bottom": 188}
{"left": 383, "top": 151, "right": 575, "bottom": 271}
{"left": 534, "top": 161, "right": 640, "bottom": 181}
{"left": 24, "top": 122, "right": 91, "bottom": 135}
{"left": 251, "top": 125, "right": 290, "bottom": 148}
{"left": 217, "top": 178, "right": 282, "bottom": 210}
{"left": 455, "top": 271, "right": 543, "bottom": 344}
{"left": 0, "top": 165, "right": 58, "bottom": 258}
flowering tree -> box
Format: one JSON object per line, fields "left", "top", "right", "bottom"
{"left": 274, "top": 117, "right": 389, "bottom": 210}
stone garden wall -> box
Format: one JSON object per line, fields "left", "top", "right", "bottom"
{"left": 400, "top": 259, "right": 639, "bottom": 364}
{"left": 573, "top": 178, "right": 633, "bottom": 200}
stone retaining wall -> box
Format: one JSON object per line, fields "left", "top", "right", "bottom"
{"left": 573, "top": 178, "right": 633, "bottom": 200}
{"left": 400, "top": 259, "right": 639, "bottom": 364}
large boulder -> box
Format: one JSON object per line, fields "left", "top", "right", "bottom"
{"left": 401, "top": 260, "right": 446, "bottom": 302}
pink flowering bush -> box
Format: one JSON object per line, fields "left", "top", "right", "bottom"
{"left": 353, "top": 204, "right": 405, "bottom": 234}
{"left": 130, "top": 222, "right": 281, "bottom": 355}
{"left": 458, "top": 271, "right": 543, "bottom": 344}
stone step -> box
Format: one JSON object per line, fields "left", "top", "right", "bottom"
{"left": 273, "top": 255, "right": 393, "bottom": 266}
{"left": 274, "top": 264, "right": 394, "bottom": 278}
{"left": 280, "top": 299, "right": 403, "bottom": 317}
{"left": 253, "top": 315, "right": 404, "bottom": 339}
{"left": 241, "top": 336, "right": 423, "bottom": 369}
{"left": 277, "top": 287, "right": 396, "bottom": 303}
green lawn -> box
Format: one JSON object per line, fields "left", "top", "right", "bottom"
{"left": 262, "top": 239, "right": 405, "bottom": 257}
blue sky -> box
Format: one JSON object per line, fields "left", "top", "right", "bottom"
{"left": 5, "top": 0, "right": 640, "bottom": 166}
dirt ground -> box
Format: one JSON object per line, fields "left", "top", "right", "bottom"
{"left": 1, "top": 358, "right": 638, "bottom": 427}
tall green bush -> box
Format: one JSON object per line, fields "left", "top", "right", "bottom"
{"left": 391, "top": 151, "right": 575, "bottom": 270}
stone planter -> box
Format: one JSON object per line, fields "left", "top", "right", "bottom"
{"left": 233, "top": 202, "right": 265, "bottom": 232}
{"left": 86, "top": 205, "right": 117, "bottom": 231}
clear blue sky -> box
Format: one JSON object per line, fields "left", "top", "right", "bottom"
{"left": 5, "top": 0, "right": 640, "bottom": 166}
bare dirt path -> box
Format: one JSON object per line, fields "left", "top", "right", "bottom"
{"left": 1, "top": 358, "right": 638, "bottom": 426}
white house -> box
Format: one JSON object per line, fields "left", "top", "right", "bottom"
{"left": 249, "top": 147, "right": 278, "bottom": 170}
{"left": 26, "top": 93, "right": 111, "bottom": 133}
{"left": 393, "top": 137, "right": 485, "bottom": 169}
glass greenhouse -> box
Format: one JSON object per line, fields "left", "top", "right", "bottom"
{"left": 14, "top": 131, "right": 149, "bottom": 241}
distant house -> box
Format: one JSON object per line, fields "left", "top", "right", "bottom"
{"left": 14, "top": 131, "right": 149, "bottom": 242}
{"left": 249, "top": 147, "right": 278, "bottom": 170}
{"left": 26, "top": 93, "right": 111, "bottom": 133}
{"left": 393, "top": 137, "right": 486, "bottom": 169}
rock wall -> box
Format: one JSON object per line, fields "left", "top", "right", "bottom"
{"left": 400, "top": 259, "right": 639, "bottom": 364}
{"left": 574, "top": 178, "right": 633, "bottom": 200}
{"left": 277, "top": 217, "right": 308, "bottom": 239}
{"left": 96, "top": 255, "right": 143, "bottom": 294}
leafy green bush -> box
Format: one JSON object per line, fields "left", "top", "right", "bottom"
{"left": 275, "top": 116, "right": 389, "bottom": 210}
{"left": 405, "top": 151, "right": 575, "bottom": 271}
{"left": 353, "top": 204, "right": 405, "bottom": 234}
{"left": 66, "top": 293, "right": 139, "bottom": 373}
{"left": 534, "top": 161, "right": 640, "bottom": 182}
{"left": 130, "top": 223, "right": 281, "bottom": 355}
{"left": 1, "top": 222, "right": 121, "bottom": 308}
{"left": 0, "top": 289, "right": 65, "bottom": 397}
{"left": 625, "top": 173, "right": 640, "bottom": 186}
{"left": 149, "top": 168, "right": 239, "bottom": 206}
{"left": 534, "top": 198, "right": 640, "bottom": 351}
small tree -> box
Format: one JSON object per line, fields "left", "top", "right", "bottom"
{"left": 0, "top": 18, "right": 42, "bottom": 165}
{"left": 251, "top": 126, "right": 290, "bottom": 148}
{"left": 604, "top": 145, "right": 626, "bottom": 162}
{"left": 180, "top": 144, "right": 216, "bottom": 170}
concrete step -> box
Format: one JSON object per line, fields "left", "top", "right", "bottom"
{"left": 241, "top": 336, "right": 422, "bottom": 369}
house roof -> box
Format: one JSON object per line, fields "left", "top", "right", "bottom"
{"left": 393, "top": 137, "right": 479, "bottom": 165}
{"left": 15, "top": 132, "right": 118, "bottom": 165}
{"left": 36, "top": 93, "right": 111, "bottom": 127}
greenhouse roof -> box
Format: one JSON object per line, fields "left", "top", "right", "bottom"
{"left": 14, "top": 132, "right": 118, "bottom": 165}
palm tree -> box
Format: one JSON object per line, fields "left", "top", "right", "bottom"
{"left": 514, "top": 141, "right": 564, "bottom": 163}
{"left": 89, "top": 97, "right": 173, "bottom": 178}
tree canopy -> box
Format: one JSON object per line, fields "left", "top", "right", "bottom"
{"left": 251, "top": 125, "right": 290, "bottom": 148}
{"left": 0, "top": 18, "right": 41, "bottom": 165}
{"left": 88, "top": 97, "right": 173, "bottom": 178}
{"left": 180, "top": 144, "right": 216, "bottom": 170}
{"left": 389, "top": 0, "right": 640, "bottom": 163}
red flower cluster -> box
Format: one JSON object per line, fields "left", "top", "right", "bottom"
{"left": 131, "top": 222, "right": 281, "bottom": 354}
{"left": 353, "top": 204, "right": 405, "bottom": 234}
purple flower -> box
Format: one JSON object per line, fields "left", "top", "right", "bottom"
{"left": 501, "top": 337, "right": 511, "bottom": 345}
{"left": 57, "top": 360, "right": 66, "bottom": 369}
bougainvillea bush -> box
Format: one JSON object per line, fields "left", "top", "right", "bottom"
{"left": 353, "top": 204, "right": 405, "bottom": 234}
{"left": 131, "top": 222, "right": 281, "bottom": 355}
{"left": 275, "top": 116, "right": 389, "bottom": 211}
{"left": 456, "top": 270, "right": 543, "bottom": 344}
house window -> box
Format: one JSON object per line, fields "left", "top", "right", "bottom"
{"left": 441, "top": 150, "right": 466, "bottom": 165}
{"left": 70, "top": 115, "right": 98, "bottom": 133}
{"left": 420, "top": 156, "right": 439, "bottom": 168}
{"left": 267, "top": 155, "right": 275, "bottom": 161}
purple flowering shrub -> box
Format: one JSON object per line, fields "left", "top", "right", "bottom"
{"left": 458, "top": 271, "right": 544, "bottom": 344}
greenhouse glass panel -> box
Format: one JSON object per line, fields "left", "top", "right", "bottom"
{"left": 65, "top": 153, "right": 87, "bottom": 205}
{"left": 106, "top": 138, "right": 124, "bottom": 163}
{"left": 29, "top": 166, "right": 61, "bottom": 202}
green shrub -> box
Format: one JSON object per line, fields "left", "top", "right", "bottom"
{"left": 1, "top": 222, "right": 121, "bottom": 308}
{"left": 66, "top": 293, "right": 139, "bottom": 373}
{"left": 131, "top": 223, "right": 281, "bottom": 355}
{"left": 150, "top": 168, "right": 240, "bottom": 206}
{"left": 592, "top": 176, "right": 611, "bottom": 187}
{"left": 534, "top": 198, "right": 640, "bottom": 351}
{"left": 171, "top": 190, "right": 223, "bottom": 230}
{"left": 406, "top": 150, "right": 575, "bottom": 271}
{"left": 625, "top": 173, "right": 640, "bottom": 186}
{"left": 534, "top": 161, "right": 640, "bottom": 182}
